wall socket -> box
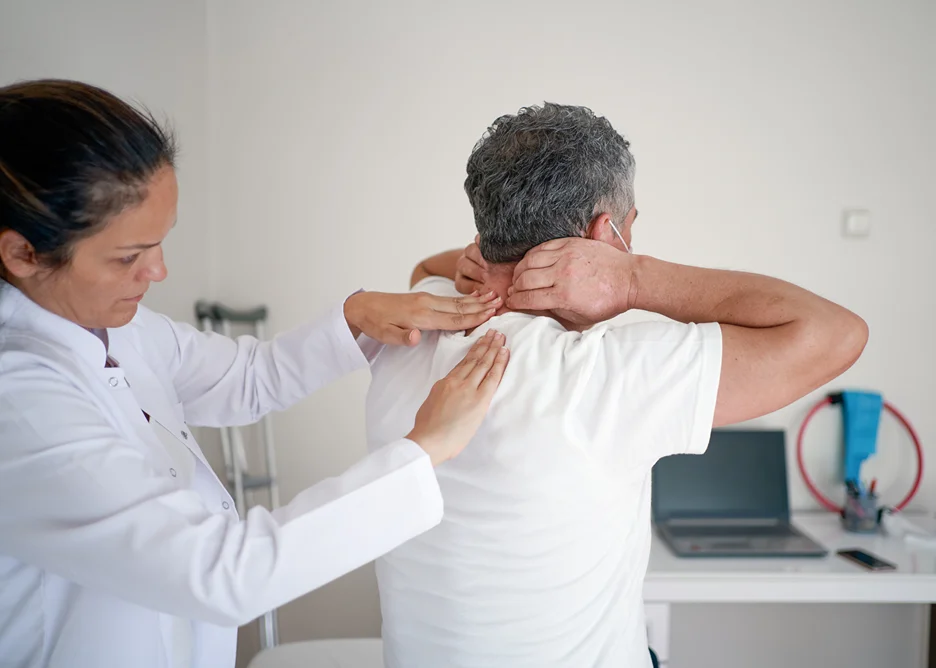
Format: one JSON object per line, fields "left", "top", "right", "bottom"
{"left": 842, "top": 209, "right": 871, "bottom": 238}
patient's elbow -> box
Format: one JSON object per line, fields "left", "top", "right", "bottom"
{"left": 840, "top": 311, "right": 869, "bottom": 369}
{"left": 808, "top": 307, "right": 869, "bottom": 378}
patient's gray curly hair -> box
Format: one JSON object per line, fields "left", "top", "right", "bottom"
{"left": 464, "top": 102, "right": 635, "bottom": 264}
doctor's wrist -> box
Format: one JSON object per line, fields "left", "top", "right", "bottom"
{"left": 405, "top": 430, "right": 446, "bottom": 467}
{"left": 343, "top": 292, "right": 365, "bottom": 339}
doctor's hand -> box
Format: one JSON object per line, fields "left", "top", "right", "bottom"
{"left": 454, "top": 235, "right": 488, "bottom": 295}
{"left": 344, "top": 290, "right": 500, "bottom": 346}
{"left": 507, "top": 238, "right": 637, "bottom": 328}
{"left": 407, "top": 330, "right": 509, "bottom": 466}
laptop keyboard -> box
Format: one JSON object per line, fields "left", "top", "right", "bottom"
{"left": 666, "top": 524, "right": 791, "bottom": 538}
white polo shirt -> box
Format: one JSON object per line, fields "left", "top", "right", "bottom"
{"left": 366, "top": 276, "right": 722, "bottom": 668}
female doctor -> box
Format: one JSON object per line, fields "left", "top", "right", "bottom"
{"left": 0, "top": 80, "right": 509, "bottom": 668}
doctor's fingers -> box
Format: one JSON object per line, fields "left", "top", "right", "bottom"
{"left": 449, "top": 331, "right": 500, "bottom": 380}
{"left": 383, "top": 325, "right": 423, "bottom": 346}
{"left": 466, "top": 333, "right": 509, "bottom": 388}
{"left": 415, "top": 293, "right": 501, "bottom": 331}
{"left": 479, "top": 344, "right": 509, "bottom": 397}
{"left": 425, "top": 291, "right": 499, "bottom": 315}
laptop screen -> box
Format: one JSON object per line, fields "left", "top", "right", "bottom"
{"left": 651, "top": 429, "right": 790, "bottom": 522}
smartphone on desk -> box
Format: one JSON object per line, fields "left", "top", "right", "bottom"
{"left": 836, "top": 548, "right": 897, "bottom": 571}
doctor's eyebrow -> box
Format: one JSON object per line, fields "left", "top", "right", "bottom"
{"left": 117, "top": 220, "right": 177, "bottom": 250}
{"left": 117, "top": 241, "right": 161, "bottom": 251}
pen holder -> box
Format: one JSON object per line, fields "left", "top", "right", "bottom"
{"left": 841, "top": 491, "right": 879, "bottom": 533}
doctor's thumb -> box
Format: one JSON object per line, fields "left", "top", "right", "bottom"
{"left": 405, "top": 329, "right": 422, "bottom": 346}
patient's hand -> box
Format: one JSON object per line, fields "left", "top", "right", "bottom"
{"left": 507, "top": 238, "right": 636, "bottom": 327}
{"left": 455, "top": 236, "right": 488, "bottom": 295}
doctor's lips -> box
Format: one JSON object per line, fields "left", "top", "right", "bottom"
{"left": 124, "top": 293, "right": 146, "bottom": 303}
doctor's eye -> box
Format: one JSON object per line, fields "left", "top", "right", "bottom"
{"left": 118, "top": 254, "right": 140, "bottom": 265}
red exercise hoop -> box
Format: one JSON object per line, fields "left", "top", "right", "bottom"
{"left": 796, "top": 396, "right": 923, "bottom": 513}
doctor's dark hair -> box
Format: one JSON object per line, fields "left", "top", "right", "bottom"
{"left": 464, "top": 102, "right": 635, "bottom": 264}
{"left": 0, "top": 79, "right": 176, "bottom": 274}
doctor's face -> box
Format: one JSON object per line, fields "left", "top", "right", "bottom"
{"left": 25, "top": 166, "right": 177, "bottom": 329}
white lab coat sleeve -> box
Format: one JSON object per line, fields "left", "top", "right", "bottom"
{"left": 142, "top": 299, "right": 369, "bottom": 427}
{"left": 0, "top": 363, "right": 443, "bottom": 627}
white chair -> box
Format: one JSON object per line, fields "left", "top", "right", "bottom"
{"left": 246, "top": 638, "right": 384, "bottom": 668}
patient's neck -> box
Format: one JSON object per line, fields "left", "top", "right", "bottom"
{"left": 472, "top": 263, "right": 573, "bottom": 331}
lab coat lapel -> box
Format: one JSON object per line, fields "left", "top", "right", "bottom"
{"left": 92, "top": 365, "right": 161, "bottom": 458}
{"left": 109, "top": 339, "right": 213, "bottom": 473}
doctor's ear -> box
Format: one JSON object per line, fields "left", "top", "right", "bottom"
{"left": 0, "top": 229, "right": 43, "bottom": 279}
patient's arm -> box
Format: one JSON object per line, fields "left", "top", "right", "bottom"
{"left": 508, "top": 238, "right": 868, "bottom": 428}
{"left": 410, "top": 249, "right": 461, "bottom": 288}
{"left": 631, "top": 256, "right": 868, "bottom": 427}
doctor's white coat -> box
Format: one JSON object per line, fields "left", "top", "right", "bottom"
{"left": 0, "top": 281, "right": 443, "bottom": 668}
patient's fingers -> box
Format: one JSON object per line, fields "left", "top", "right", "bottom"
{"left": 464, "top": 242, "right": 488, "bottom": 271}
{"left": 466, "top": 332, "right": 506, "bottom": 387}
{"left": 527, "top": 238, "right": 571, "bottom": 253}
{"left": 506, "top": 287, "right": 563, "bottom": 312}
{"left": 512, "top": 249, "right": 562, "bottom": 281}
{"left": 510, "top": 267, "right": 558, "bottom": 293}
{"left": 456, "top": 253, "right": 485, "bottom": 281}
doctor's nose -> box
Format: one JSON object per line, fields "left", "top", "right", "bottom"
{"left": 142, "top": 249, "right": 168, "bottom": 283}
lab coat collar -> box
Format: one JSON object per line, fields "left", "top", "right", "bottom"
{"left": 0, "top": 280, "right": 109, "bottom": 368}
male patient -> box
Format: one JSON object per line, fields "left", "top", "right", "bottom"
{"left": 365, "top": 103, "right": 867, "bottom": 668}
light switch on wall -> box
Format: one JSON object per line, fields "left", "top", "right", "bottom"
{"left": 842, "top": 209, "right": 871, "bottom": 238}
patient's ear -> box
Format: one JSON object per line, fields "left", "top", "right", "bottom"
{"left": 586, "top": 213, "right": 617, "bottom": 245}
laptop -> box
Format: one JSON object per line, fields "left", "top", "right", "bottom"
{"left": 652, "top": 429, "right": 827, "bottom": 557}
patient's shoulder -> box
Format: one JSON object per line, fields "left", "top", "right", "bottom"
{"left": 412, "top": 276, "right": 460, "bottom": 298}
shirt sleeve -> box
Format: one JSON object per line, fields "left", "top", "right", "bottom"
{"left": 136, "top": 295, "right": 371, "bottom": 428}
{"left": 573, "top": 320, "right": 723, "bottom": 467}
{"left": 0, "top": 360, "right": 443, "bottom": 627}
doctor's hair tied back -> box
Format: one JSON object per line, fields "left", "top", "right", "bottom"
{"left": 0, "top": 79, "right": 177, "bottom": 273}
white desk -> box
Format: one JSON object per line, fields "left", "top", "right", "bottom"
{"left": 642, "top": 511, "right": 936, "bottom": 665}
{"left": 644, "top": 512, "right": 936, "bottom": 603}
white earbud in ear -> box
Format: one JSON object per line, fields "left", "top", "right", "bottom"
{"left": 608, "top": 219, "right": 631, "bottom": 253}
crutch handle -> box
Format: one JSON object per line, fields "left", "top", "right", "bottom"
{"left": 194, "top": 300, "right": 216, "bottom": 321}
{"left": 212, "top": 303, "right": 268, "bottom": 324}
